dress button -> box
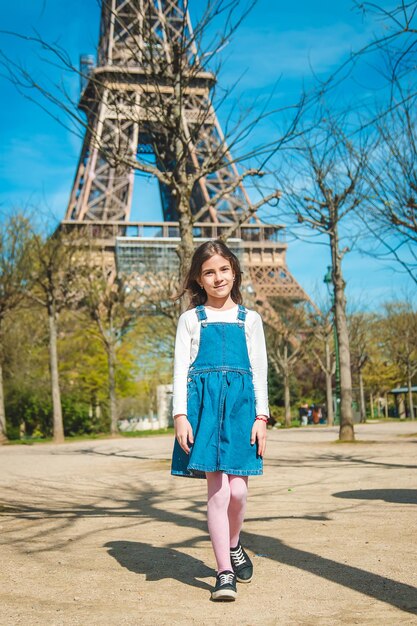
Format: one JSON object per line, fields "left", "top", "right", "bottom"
{"left": 187, "top": 378, "right": 192, "bottom": 382}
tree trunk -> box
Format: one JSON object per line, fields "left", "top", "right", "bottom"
{"left": 108, "top": 341, "right": 118, "bottom": 435}
{"left": 0, "top": 360, "right": 8, "bottom": 443}
{"left": 283, "top": 346, "right": 291, "bottom": 427}
{"left": 370, "top": 392, "right": 374, "bottom": 418}
{"left": 48, "top": 306, "right": 64, "bottom": 444}
{"left": 178, "top": 201, "right": 194, "bottom": 273}
{"left": 398, "top": 394, "right": 406, "bottom": 419}
{"left": 407, "top": 369, "right": 415, "bottom": 420}
{"left": 358, "top": 370, "right": 366, "bottom": 423}
{"left": 330, "top": 225, "right": 354, "bottom": 441}
{"left": 325, "top": 337, "right": 334, "bottom": 427}
{"left": 176, "top": 194, "right": 195, "bottom": 312}
{"left": 284, "top": 372, "right": 291, "bottom": 428}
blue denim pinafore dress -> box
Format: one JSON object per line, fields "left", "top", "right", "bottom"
{"left": 171, "top": 304, "right": 263, "bottom": 479}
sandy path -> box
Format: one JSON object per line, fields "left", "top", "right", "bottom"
{"left": 0, "top": 422, "right": 416, "bottom": 625}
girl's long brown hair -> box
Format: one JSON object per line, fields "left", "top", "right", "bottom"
{"left": 177, "top": 240, "right": 243, "bottom": 308}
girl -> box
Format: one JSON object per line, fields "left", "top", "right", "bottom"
{"left": 171, "top": 240, "right": 269, "bottom": 601}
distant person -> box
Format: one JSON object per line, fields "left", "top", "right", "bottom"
{"left": 299, "top": 403, "right": 308, "bottom": 426}
{"left": 171, "top": 240, "right": 268, "bottom": 602}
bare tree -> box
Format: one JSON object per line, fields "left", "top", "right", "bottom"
{"left": 363, "top": 89, "right": 417, "bottom": 282}
{"left": 266, "top": 302, "right": 311, "bottom": 427}
{"left": 311, "top": 308, "right": 335, "bottom": 427}
{"left": 354, "top": 1, "right": 417, "bottom": 75}
{"left": 277, "top": 112, "right": 373, "bottom": 441}
{"left": 320, "top": 2, "right": 417, "bottom": 107}
{"left": 77, "top": 249, "right": 135, "bottom": 435}
{"left": 316, "top": 1, "right": 417, "bottom": 281}
{"left": 0, "top": 1, "right": 292, "bottom": 285}
{"left": 0, "top": 213, "right": 32, "bottom": 442}
{"left": 348, "top": 312, "right": 373, "bottom": 423}
{"left": 75, "top": 237, "right": 180, "bottom": 434}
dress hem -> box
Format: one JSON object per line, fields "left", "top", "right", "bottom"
{"left": 171, "top": 465, "right": 263, "bottom": 478}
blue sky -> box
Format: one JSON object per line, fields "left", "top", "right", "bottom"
{"left": 0, "top": 0, "right": 414, "bottom": 308}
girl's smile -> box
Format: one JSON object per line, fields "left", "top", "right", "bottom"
{"left": 199, "top": 254, "right": 235, "bottom": 307}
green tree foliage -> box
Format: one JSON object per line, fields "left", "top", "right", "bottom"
{"left": 379, "top": 301, "right": 417, "bottom": 418}
{"left": 348, "top": 312, "right": 375, "bottom": 422}
{"left": 2, "top": 301, "right": 150, "bottom": 438}
{"left": 27, "top": 227, "right": 82, "bottom": 442}
{"left": 0, "top": 213, "right": 32, "bottom": 442}
{"left": 361, "top": 304, "right": 416, "bottom": 418}
{"left": 266, "top": 301, "right": 326, "bottom": 424}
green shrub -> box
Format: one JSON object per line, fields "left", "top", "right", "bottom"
{"left": 5, "top": 387, "right": 52, "bottom": 439}
{"left": 5, "top": 386, "right": 110, "bottom": 439}
{"left": 61, "top": 395, "right": 109, "bottom": 436}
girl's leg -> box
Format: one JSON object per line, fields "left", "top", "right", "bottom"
{"left": 228, "top": 475, "right": 248, "bottom": 548}
{"left": 206, "top": 471, "right": 233, "bottom": 573}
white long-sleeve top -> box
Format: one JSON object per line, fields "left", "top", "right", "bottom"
{"left": 172, "top": 305, "right": 269, "bottom": 418}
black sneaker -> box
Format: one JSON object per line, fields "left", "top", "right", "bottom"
{"left": 211, "top": 570, "right": 237, "bottom": 601}
{"left": 230, "top": 542, "right": 253, "bottom": 583}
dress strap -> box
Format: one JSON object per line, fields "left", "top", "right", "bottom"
{"left": 195, "top": 305, "right": 208, "bottom": 322}
{"left": 237, "top": 304, "right": 247, "bottom": 322}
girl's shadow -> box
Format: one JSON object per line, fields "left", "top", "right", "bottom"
{"left": 105, "top": 541, "right": 214, "bottom": 591}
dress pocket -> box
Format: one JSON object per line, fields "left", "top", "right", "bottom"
{"left": 187, "top": 377, "right": 197, "bottom": 401}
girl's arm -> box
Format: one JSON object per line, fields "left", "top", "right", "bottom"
{"left": 247, "top": 312, "right": 269, "bottom": 418}
{"left": 172, "top": 313, "right": 192, "bottom": 418}
{"left": 247, "top": 312, "right": 269, "bottom": 457}
{"left": 172, "top": 313, "right": 194, "bottom": 453}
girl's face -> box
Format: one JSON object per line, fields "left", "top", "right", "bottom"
{"left": 199, "top": 254, "right": 235, "bottom": 306}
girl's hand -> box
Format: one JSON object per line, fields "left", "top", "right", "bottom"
{"left": 174, "top": 414, "right": 194, "bottom": 454}
{"left": 251, "top": 418, "right": 267, "bottom": 457}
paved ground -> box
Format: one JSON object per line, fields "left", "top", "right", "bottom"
{"left": 0, "top": 422, "right": 417, "bottom": 626}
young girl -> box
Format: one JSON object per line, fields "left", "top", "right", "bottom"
{"left": 171, "top": 240, "right": 269, "bottom": 601}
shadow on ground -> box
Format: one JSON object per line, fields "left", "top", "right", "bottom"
{"left": 105, "top": 540, "right": 213, "bottom": 591}
{"left": 105, "top": 481, "right": 417, "bottom": 614}
{"left": 333, "top": 489, "right": 417, "bottom": 504}
{"left": 2, "top": 449, "right": 417, "bottom": 615}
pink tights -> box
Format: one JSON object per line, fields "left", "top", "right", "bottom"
{"left": 206, "top": 471, "right": 248, "bottom": 573}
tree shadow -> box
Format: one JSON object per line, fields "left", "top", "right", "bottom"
{"left": 52, "top": 445, "right": 169, "bottom": 463}
{"left": 260, "top": 453, "right": 417, "bottom": 471}
{"left": 2, "top": 456, "right": 417, "bottom": 614}
{"left": 300, "top": 453, "right": 417, "bottom": 471}
{"left": 131, "top": 481, "right": 417, "bottom": 615}
{"left": 238, "top": 531, "right": 417, "bottom": 615}
{"left": 105, "top": 540, "right": 213, "bottom": 591}
{"left": 333, "top": 489, "right": 417, "bottom": 505}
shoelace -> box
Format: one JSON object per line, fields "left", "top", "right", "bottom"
{"left": 218, "top": 572, "right": 235, "bottom": 586}
{"left": 230, "top": 545, "right": 247, "bottom": 567}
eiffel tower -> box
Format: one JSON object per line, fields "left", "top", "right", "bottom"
{"left": 62, "top": 0, "right": 310, "bottom": 321}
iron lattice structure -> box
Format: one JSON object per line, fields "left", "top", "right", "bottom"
{"left": 63, "top": 0, "right": 310, "bottom": 314}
